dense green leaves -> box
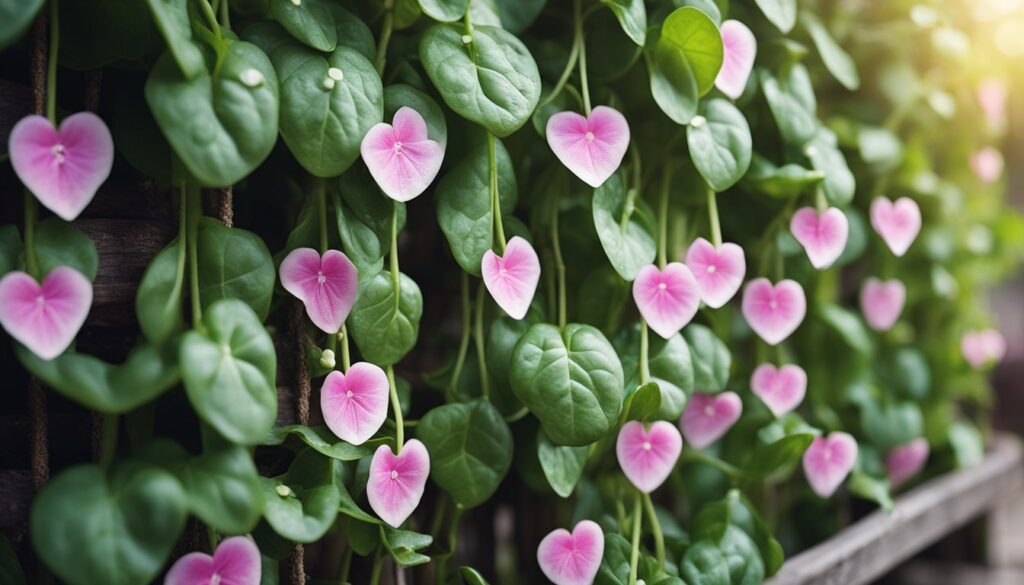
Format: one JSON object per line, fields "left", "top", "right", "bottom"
{"left": 335, "top": 167, "right": 406, "bottom": 281}
{"left": 349, "top": 272, "right": 423, "bottom": 366}
{"left": 420, "top": 24, "right": 541, "bottom": 137}
{"left": 510, "top": 323, "right": 624, "bottom": 446}
{"left": 261, "top": 449, "right": 340, "bottom": 543}
{"left": 436, "top": 135, "right": 517, "bottom": 275}
{"left": 418, "top": 400, "right": 513, "bottom": 507}
{"left": 197, "top": 219, "right": 276, "bottom": 320}
{"left": 593, "top": 172, "right": 657, "bottom": 281}
{"left": 687, "top": 99, "right": 753, "bottom": 191}
{"left": 146, "top": 42, "right": 280, "bottom": 187}
{"left": 659, "top": 7, "right": 723, "bottom": 96}
{"left": 179, "top": 299, "right": 278, "bottom": 445}
{"left": 32, "top": 464, "right": 187, "bottom": 585}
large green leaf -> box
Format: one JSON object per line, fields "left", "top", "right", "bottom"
{"left": 601, "top": 0, "right": 647, "bottom": 46}
{"left": 659, "top": 7, "right": 723, "bottom": 96}
{"left": 801, "top": 12, "right": 859, "bottom": 91}
{"left": 31, "top": 463, "right": 187, "bottom": 585}
{"left": 537, "top": 431, "right": 588, "bottom": 498}
{"left": 145, "top": 0, "right": 204, "bottom": 78}
{"left": 16, "top": 342, "right": 180, "bottom": 414}
{"left": 0, "top": 0, "right": 44, "bottom": 51}
{"left": 136, "top": 238, "right": 185, "bottom": 346}
{"left": 270, "top": 0, "right": 336, "bottom": 51}
{"left": 682, "top": 324, "right": 730, "bottom": 392}
{"left": 419, "top": 0, "right": 468, "bottom": 22}
{"left": 436, "top": 135, "right": 517, "bottom": 275}
{"left": 420, "top": 24, "right": 541, "bottom": 137}
{"left": 510, "top": 323, "right": 624, "bottom": 446}
{"left": 417, "top": 400, "right": 513, "bottom": 507}
{"left": 196, "top": 219, "right": 275, "bottom": 320}
{"left": 179, "top": 299, "right": 278, "bottom": 445}
{"left": 261, "top": 449, "right": 340, "bottom": 543}
{"left": 146, "top": 42, "right": 280, "bottom": 187}
{"left": 650, "top": 40, "right": 699, "bottom": 126}
{"left": 753, "top": 0, "right": 797, "bottom": 33}
{"left": 759, "top": 65, "right": 817, "bottom": 147}
{"left": 348, "top": 272, "right": 423, "bottom": 366}
{"left": 687, "top": 98, "right": 752, "bottom": 191}
{"left": 593, "top": 172, "right": 657, "bottom": 281}
{"left": 690, "top": 490, "right": 783, "bottom": 577}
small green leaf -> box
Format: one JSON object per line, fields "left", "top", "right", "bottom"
{"left": 742, "top": 154, "right": 824, "bottom": 198}
{"left": 381, "top": 525, "right": 433, "bottom": 567}
{"left": 270, "top": 0, "right": 336, "bottom": 51}
{"left": 649, "top": 41, "right": 699, "bottom": 126}
{"left": 34, "top": 219, "right": 98, "bottom": 281}
{"left": 459, "top": 566, "right": 492, "bottom": 585}
{"left": 687, "top": 98, "right": 752, "bottom": 191}
{"left": 683, "top": 324, "right": 730, "bottom": 392}
{"left": 334, "top": 166, "right": 406, "bottom": 282}
{"left": 197, "top": 219, "right": 276, "bottom": 321}
{"left": 136, "top": 239, "right": 185, "bottom": 346}
{"left": 623, "top": 381, "right": 663, "bottom": 422}
{"left": 180, "top": 299, "right": 278, "bottom": 445}
{"left": 537, "top": 431, "right": 588, "bottom": 498}
{"left": 0, "top": 0, "right": 44, "bottom": 51}
{"left": 261, "top": 449, "right": 341, "bottom": 543}
{"left": 805, "top": 125, "right": 856, "bottom": 206}
{"left": 348, "top": 272, "right": 423, "bottom": 366}
{"left": 759, "top": 65, "right": 817, "bottom": 147}
{"left": 753, "top": 0, "right": 797, "bottom": 34}
{"left": 659, "top": 7, "right": 724, "bottom": 96}
{"left": 593, "top": 172, "right": 657, "bottom": 281}
{"left": 601, "top": 0, "right": 647, "bottom": 46}
{"left": 145, "top": 0, "right": 204, "bottom": 78}
{"left": 418, "top": 0, "right": 468, "bottom": 22}
{"left": 848, "top": 471, "right": 893, "bottom": 511}
{"left": 746, "top": 433, "right": 814, "bottom": 479}
{"left": 617, "top": 327, "right": 693, "bottom": 420}
{"left": 263, "top": 424, "right": 384, "bottom": 461}
{"left": 801, "top": 12, "right": 859, "bottom": 91}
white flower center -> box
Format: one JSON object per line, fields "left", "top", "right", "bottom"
{"left": 704, "top": 406, "right": 716, "bottom": 417}
{"left": 36, "top": 294, "right": 45, "bottom": 304}
{"left": 210, "top": 574, "right": 222, "bottom": 585}
{"left": 707, "top": 265, "right": 716, "bottom": 273}
{"left": 642, "top": 441, "right": 652, "bottom": 451}
{"left": 499, "top": 267, "right": 508, "bottom": 276}
{"left": 317, "top": 271, "right": 326, "bottom": 284}
{"left": 346, "top": 390, "right": 353, "bottom": 398}
{"left": 769, "top": 300, "right": 778, "bottom": 309}
{"left": 585, "top": 131, "right": 595, "bottom": 141}
{"left": 658, "top": 282, "right": 667, "bottom": 291}
{"left": 51, "top": 143, "right": 65, "bottom": 164}
{"left": 394, "top": 141, "right": 403, "bottom": 153}
{"left": 240, "top": 68, "right": 264, "bottom": 88}
{"left": 390, "top": 470, "right": 399, "bottom": 479}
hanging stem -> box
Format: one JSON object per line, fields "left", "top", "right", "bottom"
{"left": 551, "top": 192, "right": 567, "bottom": 329}
{"left": 187, "top": 181, "right": 204, "bottom": 329}
{"left": 218, "top": 0, "right": 231, "bottom": 29}
{"left": 487, "top": 133, "right": 507, "bottom": 253}
{"left": 98, "top": 414, "right": 118, "bottom": 470}
{"left": 627, "top": 492, "right": 643, "bottom": 585}
{"left": 387, "top": 366, "right": 404, "bottom": 452}
{"left": 45, "top": 0, "right": 59, "bottom": 123}
{"left": 639, "top": 320, "right": 651, "bottom": 385}
{"left": 374, "top": 0, "right": 394, "bottom": 76}
{"left": 316, "top": 178, "right": 329, "bottom": 254}
{"left": 197, "top": 0, "right": 222, "bottom": 42}
{"left": 658, "top": 166, "right": 671, "bottom": 268}
{"left": 643, "top": 493, "right": 665, "bottom": 570}
{"left": 461, "top": 0, "right": 477, "bottom": 62}
{"left": 474, "top": 283, "right": 491, "bottom": 400}
{"left": 681, "top": 449, "right": 744, "bottom": 478}
{"left": 707, "top": 188, "right": 722, "bottom": 247}
{"left": 390, "top": 201, "right": 400, "bottom": 305}
{"left": 573, "top": 0, "right": 591, "bottom": 115}
{"left": 815, "top": 185, "right": 828, "bottom": 213}
{"left": 369, "top": 545, "right": 385, "bottom": 585}
{"left": 435, "top": 505, "right": 464, "bottom": 584}
{"left": 339, "top": 325, "right": 351, "bottom": 372}
{"left": 537, "top": 9, "right": 582, "bottom": 108}
{"left": 447, "top": 272, "right": 472, "bottom": 399}
{"left": 337, "top": 546, "right": 353, "bottom": 585}
{"left": 23, "top": 196, "right": 39, "bottom": 278}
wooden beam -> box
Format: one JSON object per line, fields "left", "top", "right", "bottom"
{"left": 765, "top": 434, "right": 1024, "bottom": 585}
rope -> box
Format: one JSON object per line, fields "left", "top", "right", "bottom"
{"left": 217, "top": 187, "right": 234, "bottom": 227}
{"left": 84, "top": 69, "right": 102, "bottom": 112}
{"left": 289, "top": 301, "right": 311, "bottom": 585}
{"left": 290, "top": 543, "right": 306, "bottom": 585}
{"left": 31, "top": 15, "right": 46, "bottom": 116}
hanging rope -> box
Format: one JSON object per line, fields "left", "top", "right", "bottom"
{"left": 289, "top": 301, "right": 311, "bottom": 585}
{"left": 84, "top": 69, "right": 102, "bottom": 113}
{"left": 217, "top": 187, "right": 234, "bottom": 227}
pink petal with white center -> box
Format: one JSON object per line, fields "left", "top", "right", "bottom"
{"left": 790, "top": 207, "right": 849, "bottom": 269}
{"left": 0, "top": 267, "right": 92, "bottom": 360}
{"left": 632, "top": 262, "right": 700, "bottom": 339}
{"left": 360, "top": 106, "right": 445, "bottom": 202}
{"left": 961, "top": 329, "right": 1007, "bottom": 368}
{"left": 684, "top": 237, "right": 746, "bottom": 309}
{"left": 616, "top": 420, "right": 683, "bottom": 493}
{"left": 860, "top": 277, "right": 905, "bottom": 332}
{"left": 750, "top": 363, "right": 807, "bottom": 417}
{"left": 679, "top": 392, "right": 742, "bottom": 449}
{"left": 715, "top": 20, "right": 757, "bottom": 100}
{"left": 367, "top": 439, "right": 430, "bottom": 528}
{"left": 886, "top": 438, "right": 929, "bottom": 489}
{"left": 970, "top": 146, "right": 1004, "bottom": 184}
{"left": 165, "top": 536, "right": 262, "bottom": 585}
{"left": 803, "top": 432, "right": 858, "bottom": 498}
{"left": 320, "top": 362, "right": 389, "bottom": 446}
{"left": 870, "top": 197, "right": 921, "bottom": 257}
{"left": 537, "top": 520, "right": 604, "bottom": 585}
{"left": 279, "top": 248, "right": 358, "bottom": 334}
{"left": 481, "top": 236, "right": 540, "bottom": 320}
{"left": 546, "top": 106, "right": 630, "bottom": 188}
{"left": 9, "top": 113, "right": 114, "bottom": 221}
{"left": 741, "top": 278, "right": 806, "bottom": 345}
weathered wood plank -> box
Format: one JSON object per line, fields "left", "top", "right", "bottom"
{"left": 766, "top": 434, "right": 1024, "bottom": 585}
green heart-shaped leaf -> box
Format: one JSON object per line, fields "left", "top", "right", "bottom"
{"left": 197, "top": 219, "right": 276, "bottom": 321}
{"left": 348, "top": 271, "right": 423, "bottom": 366}
{"left": 659, "top": 7, "right": 723, "bottom": 96}
{"left": 753, "top": 0, "right": 797, "bottom": 33}
{"left": 262, "top": 449, "right": 341, "bottom": 543}
{"left": 593, "top": 172, "right": 657, "bottom": 281}
{"left": 537, "top": 430, "right": 588, "bottom": 498}
{"left": 270, "top": 0, "right": 336, "bottom": 51}
{"left": 145, "top": 0, "right": 204, "bottom": 78}
{"left": 35, "top": 219, "right": 98, "bottom": 281}
{"left": 682, "top": 324, "right": 730, "bottom": 393}
{"left": 601, "top": 0, "right": 647, "bottom": 46}
{"left": 136, "top": 238, "right": 185, "bottom": 346}
{"left": 687, "top": 98, "right": 752, "bottom": 191}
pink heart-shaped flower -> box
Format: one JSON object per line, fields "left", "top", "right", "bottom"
{"left": 680, "top": 392, "right": 742, "bottom": 449}
{"left": 715, "top": 20, "right": 757, "bottom": 100}
{"left": 977, "top": 77, "right": 1007, "bottom": 128}
{"left": 360, "top": 106, "right": 445, "bottom": 202}
{"left": 546, "top": 106, "right": 630, "bottom": 188}
{"left": 970, "top": 146, "right": 1004, "bottom": 184}
{"left": 320, "top": 362, "right": 389, "bottom": 446}
{"left": 870, "top": 197, "right": 921, "bottom": 257}
{"left": 886, "top": 438, "right": 929, "bottom": 489}
{"left": 537, "top": 520, "right": 604, "bottom": 585}
{"left": 632, "top": 263, "right": 700, "bottom": 339}
{"left": 165, "top": 536, "right": 261, "bottom": 585}
{"left": 803, "top": 432, "right": 858, "bottom": 498}
{"left": 684, "top": 237, "right": 746, "bottom": 309}
{"left": 860, "top": 277, "right": 905, "bottom": 332}
{"left": 961, "top": 328, "right": 1007, "bottom": 368}
{"left": 8, "top": 113, "right": 114, "bottom": 221}
{"left": 750, "top": 363, "right": 807, "bottom": 417}
{"left": 481, "top": 236, "right": 540, "bottom": 320}
{"left": 279, "top": 248, "right": 358, "bottom": 334}
{"left": 616, "top": 420, "right": 683, "bottom": 493}
{"left": 790, "top": 207, "right": 849, "bottom": 270}
{"left": 367, "top": 439, "right": 430, "bottom": 528}
{"left": 741, "top": 278, "right": 806, "bottom": 346}
{"left": 0, "top": 267, "right": 92, "bottom": 360}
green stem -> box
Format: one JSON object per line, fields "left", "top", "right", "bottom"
{"left": 390, "top": 201, "right": 400, "bottom": 306}
{"left": 316, "top": 178, "right": 328, "bottom": 254}
{"left": 551, "top": 192, "right": 567, "bottom": 329}
{"left": 639, "top": 320, "right": 651, "bottom": 384}
{"left": 658, "top": 166, "right": 671, "bottom": 268}
{"left": 643, "top": 493, "right": 665, "bottom": 570}
{"left": 573, "top": 0, "right": 591, "bottom": 115}
{"left": 339, "top": 325, "right": 351, "bottom": 372}
{"left": 503, "top": 406, "right": 529, "bottom": 423}
{"left": 206, "top": 524, "right": 218, "bottom": 553}
{"left": 338, "top": 546, "right": 353, "bottom": 585}
{"left": 174, "top": 182, "right": 188, "bottom": 305}
{"left": 436, "top": 505, "right": 464, "bottom": 584}
{"left": 537, "top": 12, "right": 581, "bottom": 108}
{"left": 374, "top": 0, "right": 394, "bottom": 76}
{"left": 369, "top": 545, "right": 385, "bottom": 585}
{"left": 474, "top": 282, "right": 491, "bottom": 400}
{"left": 197, "top": 0, "right": 222, "bottom": 41}
{"left": 707, "top": 188, "right": 722, "bottom": 247}
{"left": 815, "top": 185, "right": 828, "bottom": 212}
{"left": 447, "top": 272, "right": 472, "bottom": 400}
{"left": 627, "top": 492, "right": 642, "bottom": 585}
{"left": 187, "top": 182, "right": 203, "bottom": 329}
{"left": 681, "top": 449, "right": 744, "bottom": 478}
{"left": 461, "top": 0, "right": 477, "bottom": 62}
{"left": 487, "top": 133, "right": 507, "bottom": 253}
{"left": 46, "top": 0, "right": 59, "bottom": 123}
{"left": 23, "top": 195, "right": 39, "bottom": 278}
{"left": 219, "top": 0, "right": 231, "bottom": 29}
{"left": 98, "top": 414, "right": 118, "bottom": 471}
{"left": 387, "top": 366, "right": 404, "bottom": 452}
